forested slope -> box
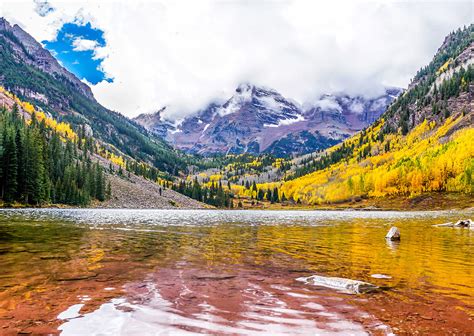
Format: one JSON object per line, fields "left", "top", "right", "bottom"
{"left": 0, "top": 88, "right": 108, "bottom": 206}
{"left": 0, "top": 87, "right": 205, "bottom": 208}
{"left": 280, "top": 25, "right": 473, "bottom": 205}
{"left": 0, "top": 18, "right": 185, "bottom": 174}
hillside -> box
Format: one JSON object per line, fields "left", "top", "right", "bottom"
{"left": 0, "top": 18, "right": 184, "bottom": 174}
{"left": 134, "top": 84, "right": 400, "bottom": 157}
{"left": 280, "top": 25, "right": 473, "bottom": 205}
{"left": 0, "top": 87, "right": 205, "bottom": 208}
{"left": 178, "top": 25, "right": 473, "bottom": 210}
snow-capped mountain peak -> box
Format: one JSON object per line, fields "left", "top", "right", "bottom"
{"left": 133, "top": 84, "right": 402, "bottom": 157}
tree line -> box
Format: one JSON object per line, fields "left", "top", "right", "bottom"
{"left": 168, "top": 177, "right": 289, "bottom": 208}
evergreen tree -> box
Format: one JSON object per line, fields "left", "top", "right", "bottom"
{"left": 272, "top": 187, "right": 279, "bottom": 203}
{"left": 2, "top": 129, "right": 18, "bottom": 203}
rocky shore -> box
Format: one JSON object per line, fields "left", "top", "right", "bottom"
{"left": 94, "top": 155, "right": 208, "bottom": 209}
{"left": 96, "top": 172, "right": 207, "bottom": 209}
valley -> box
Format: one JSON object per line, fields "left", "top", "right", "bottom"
{"left": 0, "top": 18, "right": 472, "bottom": 211}
{"left": 0, "top": 4, "right": 472, "bottom": 336}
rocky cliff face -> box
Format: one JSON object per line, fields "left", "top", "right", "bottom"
{"left": 0, "top": 18, "right": 94, "bottom": 100}
{"left": 135, "top": 84, "right": 402, "bottom": 157}
{"left": 133, "top": 107, "right": 176, "bottom": 139}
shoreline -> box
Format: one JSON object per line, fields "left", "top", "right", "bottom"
{"left": 1, "top": 192, "right": 472, "bottom": 212}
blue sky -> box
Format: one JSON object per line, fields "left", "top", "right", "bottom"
{"left": 43, "top": 22, "right": 111, "bottom": 84}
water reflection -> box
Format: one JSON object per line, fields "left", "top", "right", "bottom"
{"left": 0, "top": 209, "right": 473, "bottom": 335}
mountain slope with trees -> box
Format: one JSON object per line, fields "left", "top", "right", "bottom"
{"left": 279, "top": 25, "right": 473, "bottom": 205}
{"left": 0, "top": 87, "right": 206, "bottom": 208}
{"left": 0, "top": 17, "right": 185, "bottom": 175}
{"left": 0, "top": 93, "right": 107, "bottom": 206}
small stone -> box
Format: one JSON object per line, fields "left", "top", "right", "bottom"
{"left": 385, "top": 226, "right": 401, "bottom": 241}
{"left": 371, "top": 274, "right": 392, "bottom": 279}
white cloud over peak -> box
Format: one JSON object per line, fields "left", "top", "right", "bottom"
{"left": 0, "top": 0, "right": 472, "bottom": 120}
{"left": 72, "top": 37, "right": 98, "bottom": 51}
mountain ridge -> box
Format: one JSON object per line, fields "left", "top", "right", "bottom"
{"left": 0, "top": 18, "right": 94, "bottom": 100}
{"left": 134, "top": 84, "right": 402, "bottom": 157}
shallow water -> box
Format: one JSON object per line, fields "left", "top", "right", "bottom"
{"left": 0, "top": 209, "right": 473, "bottom": 334}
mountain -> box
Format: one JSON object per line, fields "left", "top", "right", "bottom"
{"left": 134, "top": 107, "right": 176, "bottom": 139}
{"left": 279, "top": 25, "right": 473, "bottom": 205}
{"left": 134, "top": 83, "right": 401, "bottom": 157}
{"left": 0, "top": 17, "right": 183, "bottom": 174}
{"left": 0, "top": 85, "right": 205, "bottom": 208}
{"left": 0, "top": 18, "right": 94, "bottom": 101}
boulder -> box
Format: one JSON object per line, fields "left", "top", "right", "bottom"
{"left": 84, "top": 124, "right": 93, "bottom": 137}
{"left": 385, "top": 226, "right": 401, "bottom": 241}
{"left": 297, "top": 275, "right": 378, "bottom": 294}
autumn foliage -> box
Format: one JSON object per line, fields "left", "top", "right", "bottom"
{"left": 281, "top": 116, "right": 473, "bottom": 204}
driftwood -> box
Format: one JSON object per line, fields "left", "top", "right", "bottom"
{"left": 433, "top": 219, "right": 473, "bottom": 228}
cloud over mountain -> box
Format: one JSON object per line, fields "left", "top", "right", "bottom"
{"left": 1, "top": 0, "right": 471, "bottom": 119}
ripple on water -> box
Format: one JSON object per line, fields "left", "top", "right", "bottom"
{"left": 1, "top": 208, "right": 473, "bottom": 335}
{"left": 58, "top": 282, "right": 378, "bottom": 336}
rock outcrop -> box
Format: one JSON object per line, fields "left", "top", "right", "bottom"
{"left": 434, "top": 219, "right": 474, "bottom": 228}
{"left": 0, "top": 17, "right": 94, "bottom": 100}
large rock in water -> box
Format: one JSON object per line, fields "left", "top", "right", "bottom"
{"left": 296, "top": 275, "right": 378, "bottom": 294}
{"left": 385, "top": 226, "right": 401, "bottom": 240}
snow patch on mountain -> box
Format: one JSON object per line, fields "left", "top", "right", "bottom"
{"left": 218, "top": 83, "right": 253, "bottom": 116}
{"left": 264, "top": 114, "right": 305, "bottom": 128}
{"left": 133, "top": 83, "right": 402, "bottom": 157}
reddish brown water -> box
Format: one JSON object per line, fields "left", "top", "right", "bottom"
{"left": 0, "top": 209, "right": 473, "bottom": 335}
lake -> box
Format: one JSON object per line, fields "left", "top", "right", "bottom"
{"left": 0, "top": 209, "right": 473, "bottom": 335}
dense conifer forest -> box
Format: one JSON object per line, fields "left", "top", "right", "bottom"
{"left": 0, "top": 105, "right": 108, "bottom": 206}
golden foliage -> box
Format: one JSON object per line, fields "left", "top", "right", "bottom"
{"left": 436, "top": 58, "right": 453, "bottom": 75}
{"left": 106, "top": 151, "right": 125, "bottom": 168}
{"left": 0, "top": 86, "right": 77, "bottom": 141}
{"left": 281, "top": 116, "right": 474, "bottom": 204}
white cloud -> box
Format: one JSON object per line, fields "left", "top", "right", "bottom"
{"left": 313, "top": 97, "right": 342, "bottom": 112}
{"left": 72, "top": 37, "right": 98, "bottom": 51}
{"left": 0, "top": 0, "right": 472, "bottom": 120}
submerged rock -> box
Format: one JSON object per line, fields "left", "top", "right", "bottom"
{"left": 433, "top": 222, "right": 454, "bottom": 227}
{"left": 296, "top": 275, "right": 378, "bottom": 294}
{"left": 192, "top": 273, "right": 236, "bottom": 281}
{"left": 371, "top": 274, "right": 392, "bottom": 279}
{"left": 385, "top": 226, "right": 401, "bottom": 241}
